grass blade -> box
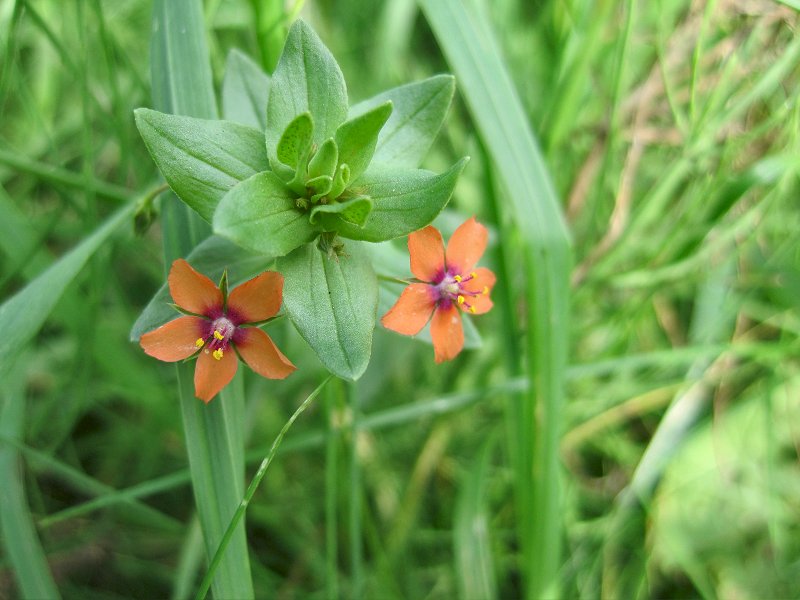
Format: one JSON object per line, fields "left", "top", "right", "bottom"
{"left": 0, "top": 356, "right": 61, "bottom": 600}
{"left": 148, "top": 1, "right": 252, "bottom": 598}
{"left": 0, "top": 202, "right": 135, "bottom": 381}
{"left": 419, "top": 1, "right": 572, "bottom": 597}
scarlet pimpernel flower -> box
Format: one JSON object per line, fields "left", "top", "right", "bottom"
{"left": 381, "top": 217, "right": 496, "bottom": 363}
{"left": 140, "top": 259, "right": 296, "bottom": 403}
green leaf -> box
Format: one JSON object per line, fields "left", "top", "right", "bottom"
{"left": 312, "top": 196, "right": 373, "bottom": 228}
{"left": 349, "top": 75, "right": 455, "bottom": 168}
{"left": 308, "top": 138, "right": 339, "bottom": 180}
{"left": 266, "top": 20, "right": 348, "bottom": 164}
{"left": 276, "top": 112, "right": 314, "bottom": 170}
{"left": 135, "top": 108, "right": 268, "bottom": 222}
{"left": 222, "top": 48, "right": 271, "bottom": 129}
{"left": 328, "top": 163, "right": 351, "bottom": 199}
{"left": 130, "top": 236, "right": 274, "bottom": 342}
{"left": 335, "top": 101, "right": 393, "bottom": 184}
{"left": 213, "top": 171, "right": 319, "bottom": 257}
{"left": 333, "top": 158, "right": 467, "bottom": 242}
{"left": 278, "top": 241, "right": 377, "bottom": 380}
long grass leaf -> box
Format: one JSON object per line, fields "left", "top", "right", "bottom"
{"left": 0, "top": 356, "right": 60, "bottom": 600}
{"left": 148, "top": 1, "right": 253, "bottom": 598}
{"left": 419, "top": 2, "right": 572, "bottom": 597}
{"left": 0, "top": 202, "right": 134, "bottom": 381}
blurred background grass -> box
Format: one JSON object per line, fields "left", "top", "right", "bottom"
{"left": 1, "top": 0, "right": 799, "bottom": 598}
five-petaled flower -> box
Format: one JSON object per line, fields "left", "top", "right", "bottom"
{"left": 381, "top": 217, "right": 496, "bottom": 363}
{"left": 140, "top": 259, "right": 296, "bottom": 403}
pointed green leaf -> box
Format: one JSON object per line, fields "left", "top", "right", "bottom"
{"left": 278, "top": 241, "right": 377, "bottom": 380}
{"left": 308, "top": 138, "right": 338, "bottom": 180}
{"left": 266, "top": 20, "right": 348, "bottom": 164}
{"left": 333, "top": 158, "right": 467, "bottom": 242}
{"left": 311, "top": 196, "right": 373, "bottom": 228}
{"left": 214, "top": 171, "right": 319, "bottom": 257}
{"left": 335, "top": 101, "right": 393, "bottom": 183}
{"left": 328, "top": 163, "right": 351, "bottom": 200}
{"left": 135, "top": 108, "right": 268, "bottom": 222}
{"left": 349, "top": 75, "right": 455, "bottom": 168}
{"left": 276, "top": 112, "right": 314, "bottom": 170}
{"left": 130, "top": 236, "right": 273, "bottom": 342}
{"left": 222, "top": 49, "right": 271, "bottom": 129}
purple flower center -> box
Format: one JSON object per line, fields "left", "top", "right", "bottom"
{"left": 433, "top": 270, "right": 481, "bottom": 312}
{"left": 195, "top": 316, "right": 238, "bottom": 361}
{"left": 208, "top": 317, "right": 236, "bottom": 349}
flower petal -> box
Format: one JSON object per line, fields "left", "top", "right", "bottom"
{"left": 381, "top": 283, "right": 436, "bottom": 335}
{"left": 235, "top": 327, "right": 296, "bottom": 380}
{"left": 462, "top": 267, "right": 496, "bottom": 315}
{"left": 168, "top": 259, "right": 223, "bottom": 317}
{"left": 445, "top": 216, "right": 488, "bottom": 274}
{"left": 140, "top": 316, "right": 206, "bottom": 362}
{"left": 409, "top": 226, "right": 445, "bottom": 282}
{"left": 227, "top": 271, "right": 284, "bottom": 325}
{"left": 430, "top": 304, "right": 464, "bottom": 363}
{"left": 194, "top": 347, "right": 238, "bottom": 403}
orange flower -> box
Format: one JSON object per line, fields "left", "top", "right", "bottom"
{"left": 381, "top": 217, "right": 496, "bottom": 363}
{"left": 140, "top": 259, "right": 296, "bottom": 402}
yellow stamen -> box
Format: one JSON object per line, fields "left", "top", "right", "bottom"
{"left": 213, "top": 330, "right": 224, "bottom": 340}
{"left": 454, "top": 274, "right": 462, "bottom": 282}
{"left": 483, "top": 286, "right": 489, "bottom": 295}
{"left": 457, "top": 295, "right": 465, "bottom": 305}
{"left": 469, "top": 306, "right": 476, "bottom": 314}
{"left": 195, "top": 338, "right": 205, "bottom": 348}
{"left": 470, "top": 271, "right": 477, "bottom": 278}
{"left": 212, "top": 349, "right": 224, "bottom": 361}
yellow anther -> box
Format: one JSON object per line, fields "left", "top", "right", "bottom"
{"left": 213, "top": 330, "right": 224, "bottom": 340}
{"left": 195, "top": 338, "right": 205, "bottom": 348}
{"left": 470, "top": 271, "right": 477, "bottom": 278}
{"left": 469, "top": 306, "right": 476, "bottom": 314}
{"left": 483, "top": 286, "right": 489, "bottom": 295}
{"left": 454, "top": 274, "right": 462, "bottom": 282}
{"left": 457, "top": 295, "right": 465, "bottom": 305}
{"left": 212, "top": 349, "right": 224, "bottom": 361}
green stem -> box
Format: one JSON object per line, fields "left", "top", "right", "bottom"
{"left": 194, "top": 376, "right": 332, "bottom": 600}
